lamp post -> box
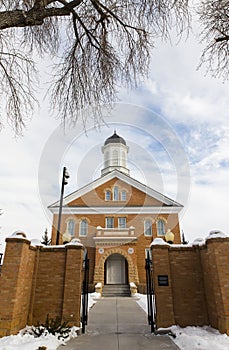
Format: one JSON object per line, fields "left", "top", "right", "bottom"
{"left": 56, "top": 167, "right": 70, "bottom": 245}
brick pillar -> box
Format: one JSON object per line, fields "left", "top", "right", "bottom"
{"left": 0, "top": 237, "right": 36, "bottom": 337}
{"left": 204, "top": 238, "right": 229, "bottom": 335}
{"left": 62, "top": 244, "right": 84, "bottom": 326}
{"left": 151, "top": 244, "right": 175, "bottom": 328}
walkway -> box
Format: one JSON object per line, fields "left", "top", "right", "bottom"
{"left": 59, "top": 297, "right": 180, "bottom": 350}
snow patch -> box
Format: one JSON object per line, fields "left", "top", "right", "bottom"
{"left": 136, "top": 293, "right": 229, "bottom": 350}
{"left": 30, "top": 239, "right": 43, "bottom": 247}
{"left": 206, "top": 230, "right": 228, "bottom": 240}
{"left": 150, "top": 238, "right": 169, "bottom": 246}
{"left": 65, "top": 238, "right": 83, "bottom": 246}
{"left": 8, "top": 231, "right": 27, "bottom": 239}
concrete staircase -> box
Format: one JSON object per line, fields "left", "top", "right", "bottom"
{"left": 102, "top": 284, "right": 131, "bottom": 297}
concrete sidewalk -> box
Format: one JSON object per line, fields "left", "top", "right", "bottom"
{"left": 58, "top": 297, "right": 180, "bottom": 350}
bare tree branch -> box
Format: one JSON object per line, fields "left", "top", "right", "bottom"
{"left": 1, "top": 1, "right": 225, "bottom": 134}
{"left": 198, "top": 0, "right": 229, "bottom": 80}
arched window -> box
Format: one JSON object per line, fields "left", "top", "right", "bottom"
{"left": 144, "top": 219, "right": 152, "bottom": 236}
{"left": 67, "top": 219, "right": 75, "bottom": 237}
{"left": 157, "top": 219, "right": 165, "bottom": 236}
{"left": 105, "top": 190, "right": 111, "bottom": 201}
{"left": 113, "top": 186, "right": 119, "bottom": 201}
{"left": 80, "top": 219, "right": 88, "bottom": 236}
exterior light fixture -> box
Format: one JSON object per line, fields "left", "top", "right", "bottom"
{"left": 165, "top": 229, "right": 175, "bottom": 244}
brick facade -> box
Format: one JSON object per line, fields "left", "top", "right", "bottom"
{"left": 151, "top": 237, "right": 229, "bottom": 335}
{"left": 50, "top": 174, "right": 182, "bottom": 293}
{"left": 0, "top": 236, "right": 84, "bottom": 337}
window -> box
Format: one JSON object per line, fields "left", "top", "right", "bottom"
{"left": 67, "top": 219, "right": 75, "bottom": 237}
{"left": 106, "top": 217, "right": 114, "bottom": 228}
{"left": 80, "top": 219, "right": 88, "bottom": 236}
{"left": 113, "top": 186, "right": 119, "bottom": 201}
{"left": 121, "top": 190, "right": 126, "bottom": 201}
{"left": 105, "top": 190, "right": 111, "bottom": 201}
{"left": 118, "top": 217, "right": 126, "bottom": 228}
{"left": 145, "top": 248, "right": 152, "bottom": 259}
{"left": 112, "top": 150, "right": 118, "bottom": 166}
{"left": 144, "top": 220, "right": 152, "bottom": 236}
{"left": 157, "top": 219, "right": 165, "bottom": 236}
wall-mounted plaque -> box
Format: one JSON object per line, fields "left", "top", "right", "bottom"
{"left": 158, "top": 275, "right": 169, "bottom": 286}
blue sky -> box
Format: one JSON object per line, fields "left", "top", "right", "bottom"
{"left": 0, "top": 26, "right": 228, "bottom": 250}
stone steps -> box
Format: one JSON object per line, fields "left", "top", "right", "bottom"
{"left": 102, "top": 284, "right": 131, "bottom": 297}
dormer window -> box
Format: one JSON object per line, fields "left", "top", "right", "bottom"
{"left": 113, "top": 186, "right": 119, "bottom": 201}
{"left": 105, "top": 190, "right": 111, "bottom": 201}
{"left": 121, "top": 190, "right": 126, "bottom": 201}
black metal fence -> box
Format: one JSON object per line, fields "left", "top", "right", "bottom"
{"left": 145, "top": 250, "right": 156, "bottom": 333}
{"left": 81, "top": 249, "right": 89, "bottom": 334}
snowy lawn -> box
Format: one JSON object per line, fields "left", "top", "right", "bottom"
{"left": 136, "top": 293, "right": 229, "bottom": 350}
{"left": 0, "top": 293, "right": 99, "bottom": 350}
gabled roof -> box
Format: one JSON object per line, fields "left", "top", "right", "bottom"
{"left": 49, "top": 169, "right": 182, "bottom": 209}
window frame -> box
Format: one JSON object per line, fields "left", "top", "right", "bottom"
{"left": 144, "top": 219, "right": 152, "bottom": 236}
{"left": 105, "top": 190, "right": 111, "bottom": 201}
{"left": 113, "top": 186, "right": 119, "bottom": 201}
{"left": 157, "top": 219, "right": 166, "bottom": 236}
{"left": 105, "top": 217, "right": 114, "bottom": 228}
{"left": 67, "top": 219, "right": 75, "bottom": 237}
{"left": 118, "top": 217, "right": 126, "bottom": 228}
{"left": 79, "top": 219, "right": 88, "bottom": 237}
{"left": 121, "top": 190, "right": 127, "bottom": 201}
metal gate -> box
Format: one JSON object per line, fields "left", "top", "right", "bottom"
{"left": 145, "top": 250, "right": 156, "bottom": 333}
{"left": 81, "top": 249, "right": 89, "bottom": 334}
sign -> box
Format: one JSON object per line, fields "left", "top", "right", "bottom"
{"left": 158, "top": 275, "right": 169, "bottom": 286}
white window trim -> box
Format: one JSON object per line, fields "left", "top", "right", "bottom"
{"left": 113, "top": 186, "right": 119, "bottom": 201}
{"left": 156, "top": 219, "right": 166, "bottom": 236}
{"left": 144, "top": 219, "right": 152, "bottom": 236}
{"left": 118, "top": 217, "right": 126, "bottom": 228}
{"left": 105, "top": 217, "right": 114, "bottom": 228}
{"left": 66, "top": 219, "right": 75, "bottom": 237}
{"left": 79, "top": 219, "right": 88, "bottom": 237}
{"left": 105, "top": 190, "right": 111, "bottom": 201}
{"left": 121, "top": 190, "right": 127, "bottom": 201}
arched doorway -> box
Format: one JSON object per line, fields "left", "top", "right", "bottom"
{"left": 105, "top": 254, "right": 128, "bottom": 285}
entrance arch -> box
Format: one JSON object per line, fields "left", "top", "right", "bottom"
{"left": 94, "top": 248, "right": 139, "bottom": 286}
{"left": 105, "top": 254, "right": 128, "bottom": 285}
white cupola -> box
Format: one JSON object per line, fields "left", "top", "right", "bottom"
{"left": 101, "top": 131, "right": 130, "bottom": 176}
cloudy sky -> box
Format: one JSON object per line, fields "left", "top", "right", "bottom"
{"left": 0, "top": 18, "right": 228, "bottom": 251}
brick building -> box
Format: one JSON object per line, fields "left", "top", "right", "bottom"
{"left": 50, "top": 132, "right": 183, "bottom": 293}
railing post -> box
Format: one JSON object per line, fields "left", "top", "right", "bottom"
{"left": 145, "top": 250, "right": 156, "bottom": 333}
{"left": 81, "top": 249, "right": 89, "bottom": 334}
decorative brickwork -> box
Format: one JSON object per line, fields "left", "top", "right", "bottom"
{"left": 0, "top": 238, "right": 84, "bottom": 337}
{"left": 94, "top": 246, "right": 139, "bottom": 285}
{"left": 151, "top": 237, "right": 229, "bottom": 335}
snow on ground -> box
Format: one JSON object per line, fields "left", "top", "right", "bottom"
{"left": 1, "top": 293, "right": 229, "bottom": 349}
{"left": 0, "top": 293, "right": 100, "bottom": 350}
{"left": 136, "top": 293, "right": 229, "bottom": 350}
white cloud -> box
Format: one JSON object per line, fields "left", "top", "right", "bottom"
{"left": 0, "top": 27, "right": 229, "bottom": 250}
